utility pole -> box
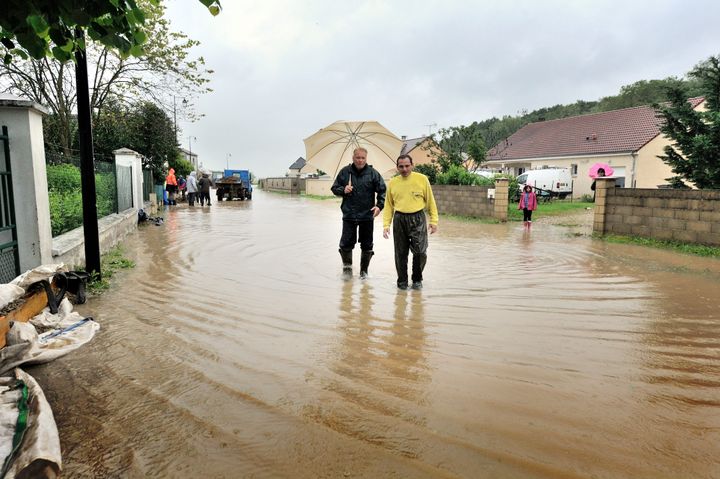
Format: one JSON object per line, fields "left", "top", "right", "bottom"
{"left": 188, "top": 135, "right": 197, "bottom": 169}
{"left": 74, "top": 28, "right": 101, "bottom": 279}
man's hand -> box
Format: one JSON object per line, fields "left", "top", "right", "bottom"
{"left": 344, "top": 185, "right": 353, "bottom": 194}
{"left": 370, "top": 206, "right": 380, "bottom": 218}
{"left": 429, "top": 224, "right": 438, "bottom": 234}
{"left": 383, "top": 228, "right": 390, "bottom": 239}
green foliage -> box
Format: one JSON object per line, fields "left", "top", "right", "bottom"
{"left": 2, "top": 0, "right": 217, "bottom": 156}
{"left": 46, "top": 163, "right": 118, "bottom": 236}
{"left": 436, "top": 165, "right": 488, "bottom": 185}
{"left": 431, "top": 126, "right": 487, "bottom": 172}
{"left": 413, "top": 163, "right": 439, "bottom": 184}
{"left": 85, "top": 245, "right": 136, "bottom": 294}
{"left": 654, "top": 55, "right": 720, "bottom": 189}
{"left": 0, "top": 0, "right": 221, "bottom": 63}
{"left": 92, "top": 101, "right": 179, "bottom": 182}
{"left": 170, "top": 155, "right": 193, "bottom": 178}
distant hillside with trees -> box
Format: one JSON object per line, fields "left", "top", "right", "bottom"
{"left": 437, "top": 74, "right": 705, "bottom": 171}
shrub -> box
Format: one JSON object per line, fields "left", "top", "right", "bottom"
{"left": 436, "top": 165, "right": 486, "bottom": 185}
{"left": 413, "top": 163, "right": 439, "bottom": 184}
{"left": 46, "top": 163, "right": 119, "bottom": 236}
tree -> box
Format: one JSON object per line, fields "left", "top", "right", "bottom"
{"left": 92, "top": 100, "right": 180, "bottom": 181}
{"left": 0, "top": 0, "right": 220, "bottom": 62}
{"left": 430, "top": 126, "right": 487, "bottom": 172}
{"left": 1, "top": 0, "right": 216, "bottom": 155}
{"left": 654, "top": 55, "right": 720, "bottom": 189}
{"left": 0, "top": 0, "right": 220, "bottom": 277}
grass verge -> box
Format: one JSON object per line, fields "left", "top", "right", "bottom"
{"left": 508, "top": 200, "right": 593, "bottom": 221}
{"left": 301, "top": 193, "right": 337, "bottom": 200}
{"left": 601, "top": 234, "right": 720, "bottom": 258}
{"left": 86, "top": 245, "right": 136, "bottom": 294}
{"left": 441, "top": 213, "right": 501, "bottom": 224}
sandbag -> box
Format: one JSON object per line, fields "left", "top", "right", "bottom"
{"left": 0, "top": 369, "right": 61, "bottom": 479}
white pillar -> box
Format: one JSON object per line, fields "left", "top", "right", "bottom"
{"left": 113, "top": 148, "right": 144, "bottom": 210}
{"left": 0, "top": 95, "right": 53, "bottom": 271}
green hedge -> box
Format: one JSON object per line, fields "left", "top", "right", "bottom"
{"left": 47, "top": 164, "right": 117, "bottom": 236}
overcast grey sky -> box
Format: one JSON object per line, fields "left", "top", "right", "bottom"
{"left": 165, "top": 0, "right": 720, "bottom": 177}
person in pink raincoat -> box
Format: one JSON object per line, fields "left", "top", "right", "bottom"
{"left": 518, "top": 184, "right": 538, "bottom": 227}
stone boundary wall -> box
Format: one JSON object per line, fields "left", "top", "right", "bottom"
{"left": 432, "top": 179, "right": 509, "bottom": 221}
{"left": 52, "top": 208, "right": 139, "bottom": 268}
{"left": 260, "top": 177, "right": 304, "bottom": 194}
{"left": 593, "top": 178, "right": 720, "bottom": 245}
{"left": 305, "top": 178, "right": 334, "bottom": 196}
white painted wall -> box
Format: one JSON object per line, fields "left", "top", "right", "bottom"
{"left": 0, "top": 97, "right": 53, "bottom": 272}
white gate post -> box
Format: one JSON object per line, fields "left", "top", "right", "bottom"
{"left": 113, "top": 148, "right": 143, "bottom": 210}
{"left": 0, "top": 95, "right": 53, "bottom": 271}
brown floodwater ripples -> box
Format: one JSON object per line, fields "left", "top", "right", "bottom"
{"left": 29, "top": 190, "right": 720, "bottom": 478}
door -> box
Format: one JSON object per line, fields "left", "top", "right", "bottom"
{"left": 0, "top": 126, "right": 20, "bottom": 282}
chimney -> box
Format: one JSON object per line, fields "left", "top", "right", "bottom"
{"left": 401, "top": 135, "right": 407, "bottom": 140}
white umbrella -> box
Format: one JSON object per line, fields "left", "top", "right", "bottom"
{"left": 303, "top": 121, "right": 404, "bottom": 179}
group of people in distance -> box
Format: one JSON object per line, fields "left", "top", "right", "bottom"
{"left": 165, "top": 168, "right": 213, "bottom": 207}
{"left": 331, "top": 147, "right": 438, "bottom": 290}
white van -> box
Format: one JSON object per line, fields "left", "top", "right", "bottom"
{"left": 516, "top": 168, "right": 573, "bottom": 199}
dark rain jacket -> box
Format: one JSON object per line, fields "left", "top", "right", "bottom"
{"left": 331, "top": 163, "right": 386, "bottom": 221}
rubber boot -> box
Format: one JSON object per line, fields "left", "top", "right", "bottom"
{"left": 411, "top": 253, "right": 427, "bottom": 289}
{"left": 359, "top": 250, "right": 374, "bottom": 279}
{"left": 339, "top": 249, "right": 353, "bottom": 275}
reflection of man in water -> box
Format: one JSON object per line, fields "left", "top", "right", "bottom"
{"left": 383, "top": 154, "right": 438, "bottom": 290}
{"left": 334, "top": 282, "right": 429, "bottom": 404}
{"left": 331, "top": 147, "right": 387, "bottom": 278}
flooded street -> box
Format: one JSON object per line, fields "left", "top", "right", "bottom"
{"left": 31, "top": 190, "right": 720, "bottom": 478}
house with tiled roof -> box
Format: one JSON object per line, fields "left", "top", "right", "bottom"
{"left": 399, "top": 135, "right": 443, "bottom": 167}
{"left": 287, "top": 157, "right": 318, "bottom": 177}
{"left": 484, "top": 98, "right": 705, "bottom": 197}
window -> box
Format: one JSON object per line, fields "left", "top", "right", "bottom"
{"left": 570, "top": 164, "right": 578, "bottom": 176}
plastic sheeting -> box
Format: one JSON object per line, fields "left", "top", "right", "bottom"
{"left": 0, "top": 369, "right": 61, "bottom": 479}
{"left": 0, "top": 299, "right": 99, "bottom": 376}
{"left": 0, "top": 264, "right": 99, "bottom": 478}
{"left": 9, "top": 265, "right": 66, "bottom": 292}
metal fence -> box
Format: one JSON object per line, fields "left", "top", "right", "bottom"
{"left": 143, "top": 169, "right": 154, "bottom": 202}
{"left": 45, "top": 152, "right": 130, "bottom": 236}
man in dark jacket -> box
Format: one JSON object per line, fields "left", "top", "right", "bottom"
{"left": 331, "top": 147, "right": 387, "bottom": 278}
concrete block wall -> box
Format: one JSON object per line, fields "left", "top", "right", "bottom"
{"left": 305, "top": 178, "right": 334, "bottom": 196}
{"left": 261, "top": 177, "right": 304, "bottom": 194}
{"left": 595, "top": 182, "right": 720, "bottom": 245}
{"left": 431, "top": 185, "right": 494, "bottom": 218}
{"left": 52, "top": 208, "right": 139, "bottom": 269}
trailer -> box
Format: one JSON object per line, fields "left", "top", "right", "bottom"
{"left": 215, "top": 169, "right": 253, "bottom": 201}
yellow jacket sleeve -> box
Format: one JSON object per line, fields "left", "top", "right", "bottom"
{"left": 383, "top": 180, "right": 395, "bottom": 228}
{"left": 425, "top": 177, "right": 438, "bottom": 225}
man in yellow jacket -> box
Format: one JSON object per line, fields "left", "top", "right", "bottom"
{"left": 383, "top": 154, "right": 438, "bottom": 290}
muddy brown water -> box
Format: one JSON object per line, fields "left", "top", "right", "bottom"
{"left": 30, "top": 190, "right": 720, "bottom": 478}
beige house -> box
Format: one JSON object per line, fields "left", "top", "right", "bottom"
{"left": 179, "top": 147, "right": 198, "bottom": 172}
{"left": 484, "top": 98, "right": 705, "bottom": 198}
{"left": 399, "top": 136, "right": 443, "bottom": 167}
